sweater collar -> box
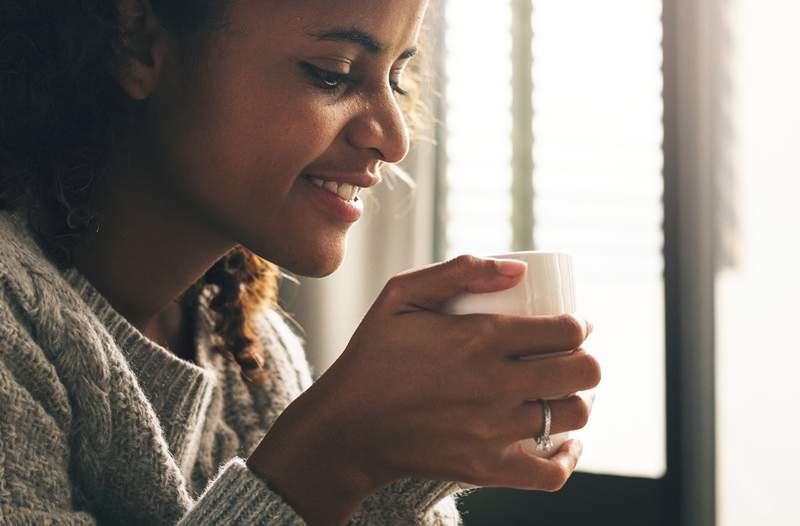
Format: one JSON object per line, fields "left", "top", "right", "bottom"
{"left": 61, "top": 267, "right": 217, "bottom": 469}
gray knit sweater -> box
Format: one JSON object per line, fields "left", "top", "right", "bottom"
{"left": 0, "top": 210, "right": 464, "bottom": 525}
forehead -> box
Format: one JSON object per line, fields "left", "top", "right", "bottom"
{"left": 234, "top": 0, "right": 429, "bottom": 52}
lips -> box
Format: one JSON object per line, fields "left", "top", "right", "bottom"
{"left": 306, "top": 175, "right": 362, "bottom": 202}
{"left": 303, "top": 173, "right": 364, "bottom": 222}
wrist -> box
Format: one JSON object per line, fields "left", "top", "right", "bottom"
{"left": 247, "top": 398, "right": 380, "bottom": 525}
{"left": 247, "top": 452, "right": 371, "bottom": 526}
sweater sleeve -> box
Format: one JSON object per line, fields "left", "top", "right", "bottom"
{"left": 348, "top": 478, "right": 464, "bottom": 525}
{"left": 184, "top": 460, "right": 464, "bottom": 526}
{"left": 179, "top": 458, "right": 306, "bottom": 525}
{"left": 0, "top": 353, "right": 308, "bottom": 526}
{"left": 0, "top": 355, "right": 97, "bottom": 525}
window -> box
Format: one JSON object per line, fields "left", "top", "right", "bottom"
{"left": 442, "top": 0, "right": 665, "bottom": 478}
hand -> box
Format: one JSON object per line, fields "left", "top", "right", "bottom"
{"left": 248, "top": 255, "right": 601, "bottom": 524}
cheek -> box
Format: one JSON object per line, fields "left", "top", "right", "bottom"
{"left": 149, "top": 71, "right": 340, "bottom": 228}
{"left": 221, "top": 102, "right": 341, "bottom": 218}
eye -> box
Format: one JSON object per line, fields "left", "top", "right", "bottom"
{"left": 300, "top": 63, "right": 353, "bottom": 93}
{"left": 390, "top": 79, "right": 409, "bottom": 97}
{"left": 390, "top": 64, "right": 410, "bottom": 97}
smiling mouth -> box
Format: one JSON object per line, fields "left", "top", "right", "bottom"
{"left": 305, "top": 175, "right": 362, "bottom": 202}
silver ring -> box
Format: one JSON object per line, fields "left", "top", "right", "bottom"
{"left": 535, "top": 399, "right": 553, "bottom": 451}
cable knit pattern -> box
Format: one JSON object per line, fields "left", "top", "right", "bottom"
{"left": 0, "top": 210, "right": 464, "bottom": 525}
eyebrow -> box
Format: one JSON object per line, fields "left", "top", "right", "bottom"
{"left": 310, "top": 26, "right": 418, "bottom": 60}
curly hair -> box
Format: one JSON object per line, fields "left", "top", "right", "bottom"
{"left": 0, "top": 0, "right": 426, "bottom": 384}
{"left": 0, "top": 0, "right": 279, "bottom": 384}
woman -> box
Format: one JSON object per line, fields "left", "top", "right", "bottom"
{"left": 0, "top": 0, "right": 601, "bottom": 524}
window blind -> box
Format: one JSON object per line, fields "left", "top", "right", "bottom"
{"left": 442, "top": 0, "right": 665, "bottom": 478}
{"left": 443, "top": 1, "right": 513, "bottom": 255}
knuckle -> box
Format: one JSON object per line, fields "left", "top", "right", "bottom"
{"left": 474, "top": 315, "right": 499, "bottom": 345}
{"left": 452, "top": 254, "right": 482, "bottom": 271}
{"left": 467, "top": 419, "right": 499, "bottom": 443}
{"left": 457, "top": 314, "right": 497, "bottom": 353}
{"left": 451, "top": 324, "right": 479, "bottom": 358}
{"left": 381, "top": 275, "right": 405, "bottom": 303}
{"left": 456, "top": 364, "right": 491, "bottom": 404}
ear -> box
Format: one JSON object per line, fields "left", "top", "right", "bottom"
{"left": 109, "top": 0, "right": 170, "bottom": 100}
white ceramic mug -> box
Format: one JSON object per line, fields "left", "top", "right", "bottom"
{"left": 441, "top": 251, "right": 578, "bottom": 488}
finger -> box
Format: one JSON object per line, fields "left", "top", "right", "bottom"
{"left": 501, "top": 349, "right": 601, "bottom": 399}
{"left": 498, "top": 438, "right": 583, "bottom": 491}
{"left": 455, "top": 312, "right": 590, "bottom": 357}
{"left": 383, "top": 255, "right": 528, "bottom": 312}
{"left": 505, "top": 395, "right": 592, "bottom": 441}
{"left": 546, "top": 390, "right": 596, "bottom": 405}
{"left": 581, "top": 389, "right": 597, "bottom": 409}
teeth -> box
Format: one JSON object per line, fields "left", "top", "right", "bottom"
{"left": 337, "top": 183, "right": 358, "bottom": 201}
{"left": 308, "top": 176, "right": 361, "bottom": 202}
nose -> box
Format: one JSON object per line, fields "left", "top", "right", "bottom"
{"left": 345, "top": 90, "right": 411, "bottom": 164}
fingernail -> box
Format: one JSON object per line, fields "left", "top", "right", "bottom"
{"left": 572, "top": 314, "right": 590, "bottom": 338}
{"left": 493, "top": 258, "right": 527, "bottom": 277}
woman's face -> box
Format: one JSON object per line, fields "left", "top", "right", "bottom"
{"left": 140, "top": 0, "right": 429, "bottom": 276}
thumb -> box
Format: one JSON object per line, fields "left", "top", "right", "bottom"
{"left": 384, "top": 254, "right": 527, "bottom": 312}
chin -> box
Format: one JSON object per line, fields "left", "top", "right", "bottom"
{"left": 294, "top": 232, "right": 349, "bottom": 277}
{"left": 257, "top": 244, "right": 346, "bottom": 278}
{"left": 241, "top": 225, "right": 349, "bottom": 278}
{"left": 293, "top": 257, "right": 342, "bottom": 278}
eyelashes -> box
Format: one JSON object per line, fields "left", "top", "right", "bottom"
{"left": 390, "top": 80, "right": 409, "bottom": 97}
{"left": 300, "top": 63, "right": 408, "bottom": 97}
{"left": 300, "top": 63, "right": 352, "bottom": 92}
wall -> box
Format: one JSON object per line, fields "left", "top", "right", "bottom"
{"left": 716, "top": 2, "right": 800, "bottom": 524}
